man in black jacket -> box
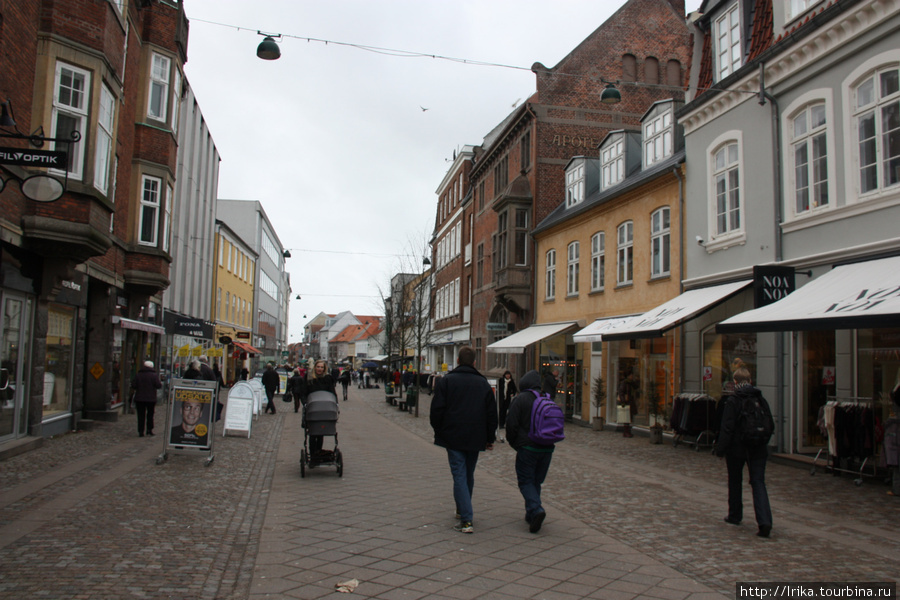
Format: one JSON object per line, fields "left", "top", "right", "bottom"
{"left": 715, "top": 367, "right": 774, "bottom": 538}
{"left": 261, "top": 363, "right": 280, "bottom": 414}
{"left": 506, "top": 370, "right": 556, "bottom": 533}
{"left": 430, "top": 347, "right": 497, "bottom": 534}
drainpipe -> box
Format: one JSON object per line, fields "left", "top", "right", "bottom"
{"left": 673, "top": 165, "right": 685, "bottom": 395}
{"left": 758, "top": 63, "right": 787, "bottom": 453}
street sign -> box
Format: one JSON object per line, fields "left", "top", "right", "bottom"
{"left": 0, "top": 147, "right": 68, "bottom": 167}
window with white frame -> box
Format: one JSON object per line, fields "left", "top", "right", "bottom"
{"left": 514, "top": 208, "right": 529, "bottom": 266}
{"left": 171, "top": 68, "right": 182, "bottom": 134}
{"left": 567, "top": 241, "right": 580, "bottom": 296}
{"left": 225, "top": 291, "right": 230, "bottom": 322}
{"left": 218, "top": 238, "right": 224, "bottom": 266}
{"left": 566, "top": 161, "right": 585, "bottom": 207}
{"left": 163, "top": 184, "right": 173, "bottom": 253}
{"left": 617, "top": 221, "right": 633, "bottom": 285}
{"left": 51, "top": 63, "right": 90, "bottom": 179}
{"left": 715, "top": 4, "right": 741, "bottom": 81}
{"left": 148, "top": 53, "right": 170, "bottom": 122}
{"left": 650, "top": 207, "right": 670, "bottom": 278}
{"left": 713, "top": 142, "right": 741, "bottom": 235}
{"left": 591, "top": 232, "right": 605, "bottom": 291}
{"left": 787, "top": 0, "right": 821, "bottom": 20}
{"left": 601, "top": 137, "right": 624, "bottom": 189}
{"left": 545, "top": 249, "right": 556, "bottom": 300}
{"left": 93, "top": 84, "right": 115, "bottom": 193}
{"left": 216, "top": 288, "right": 221, "bottom": 320}
{"left": 854, "top": 66, "right": 900, "bottom": 195}
{"left": 791, "top": 103, "right": 829, "bottom": 215}
{"left": 644, "top": 107, "right": 674, "bottom": 167}
{"left": 139, "top": 175, "right": 161, "bottom": 246}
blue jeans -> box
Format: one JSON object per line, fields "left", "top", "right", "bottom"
{"left": 446, "top": 449, "right": 479, "bottom": 522}
{"left": 725, "top": 451, "right": 772, "bottom": 528}
{"left": 515, "top": 448, "right": 553, "bottom": 521}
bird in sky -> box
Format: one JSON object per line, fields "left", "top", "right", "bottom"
{"left": 420, "top": 106, "right": 429, "bottom": 112}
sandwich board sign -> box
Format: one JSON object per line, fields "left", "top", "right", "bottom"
{"left": 157, "top": 378, "right": 217, "bottom": 466}
{"left": 224, "top": 382, "right": 254, "bottom": 438}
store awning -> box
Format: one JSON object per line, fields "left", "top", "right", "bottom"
{"left": 572, "top": 316, "right": 639, "bottom": 343}
{"left": 233, "top": 341, "right": 262, "bottom": 354}
{"left": 112, "top": 316, "right": 166, "bottom": 335}
{"left": 369, "top": 355, "right": 388, "bottom": 362}
{"left": 717, "top": 256, "right": 900, "bottom": 333}
{"left": 486, "top": 321, "right": 578, "bottom": 354}
{"left": 602, "top": 280, "right": 752, "bottom": 341}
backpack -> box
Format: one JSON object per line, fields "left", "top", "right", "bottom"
{"left": 738, "top": 392, "right": 774, "bottom": 446}
{"left": 528, "top": 390, "right": 566, "bottom": 445}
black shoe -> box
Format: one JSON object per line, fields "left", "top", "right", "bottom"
{"left": 138, "top": 433, "right": 144, "bottom": 437}
{"left": 529, "top": 510, "right": 546, "bottom": 533}
{"left": 757, "top": 525, "right": 772, "bottom": 538}
{"left": 724, "top": 516, "right": 741, "bottom": 525}
{"left": 147, "top": 431, "right": 154, "bottom": 436}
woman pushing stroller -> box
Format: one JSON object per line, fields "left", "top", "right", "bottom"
{"left": 301, "top": 359, "right": 337, "bottom": 457}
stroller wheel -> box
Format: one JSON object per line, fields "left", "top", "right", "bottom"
{"left": 335, "top": 449, "right": 343, "bottom": 477}
{"left": 300, "top": 450, "right": 307, "bottom": 478}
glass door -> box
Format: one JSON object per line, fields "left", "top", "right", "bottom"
{"left": 0, "top": 293, "right": 31, "bottom": 442}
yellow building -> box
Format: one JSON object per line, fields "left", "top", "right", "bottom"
{"left": 523, "top": 101, "right": 687, "bottom": 427}
{"left": 213, "top": 222, "right": 257, "bottom": 383}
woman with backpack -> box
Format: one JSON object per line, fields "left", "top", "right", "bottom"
{"left": 715, "top": 366, "right": 774, "bottom": 538}
{"left": 505, "top": 370, "right": 564, "bottom": 534}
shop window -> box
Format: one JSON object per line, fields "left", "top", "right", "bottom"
{"left": 856, "top": 327, "right": 900, "bottom": 430}
{"left": 701, "top": 328, "right": 757, "bottom": 398}
{"left": 800, "top": 330, "right": 835, "bottom": 450}
{"left": 44, "top": 304, "right": 75, "bottom": 417}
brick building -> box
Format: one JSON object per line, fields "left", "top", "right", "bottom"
{"left": 460, "top": 0, "right": 693, "bottom": 381}
{"left": 0, "top": 0, "right": 184, "bottom": 453}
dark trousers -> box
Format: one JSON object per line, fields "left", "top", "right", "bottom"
{"left": 725, "top": 451, "right": 772, "bottom": 528}
{"left": 341, "top": 382, "right": 349, "bottom": 400}
{"left": 135, "top": 401, "right": 155, "bottom": 435}
{"left": 515, "top": 448, "right": 553, "bottom": 521}
{"left": 265, "top": 390, "right": 276, "bottom": 414}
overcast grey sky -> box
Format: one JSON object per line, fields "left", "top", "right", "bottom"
{"left": 183, "top": 0, "right": 703, "bottom": 344}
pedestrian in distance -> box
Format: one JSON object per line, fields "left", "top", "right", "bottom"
{"left": 497, "top": 370, "right": 517, "bottom": 430}
{"left": 131, "top": 360, "right": 161, "bottom": 437}
{"left": 541, "top": 368, "right": 559, "bottom": 396}
{"left": 261, "top": 362, "right": 280, "bottom": 414}
{"left": 302, "top": 359, "right": 336, "bottom": 456}
{"left": 339, "top": 368, "right": 351, "bottom": 401}
{"left": 199, "top": 355, "right": 223, "bottom": 422}
{"left": 289, "top": 368, "right": 305, "bottom": 413}
{"left": 715, "top": 366, "right": 774, "bottom": 538}
{"left": 240, "top": 366, "right": 249, "bottom": 381}
{"left": 182, "top": 359, "right": 202, "bottom": 380}
{"left": 429, "top": 346, "right": 497, "bottom": 534}
{"left": 506, "top": 370, "right": 562, "bottom": 533}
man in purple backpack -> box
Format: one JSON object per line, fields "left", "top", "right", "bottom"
{"left": 506, "top": 369, "right": 563, "bottom": 533}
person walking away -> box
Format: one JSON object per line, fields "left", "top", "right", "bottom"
{"left": 506, "top": 370, "right": 559, "bottom": 533}
{"left": 430, "top": 346, "right": 497, "bottom": 534}
{"left": 715, "top": 366, "right": 774, "bottom": 538}
{"left": 339, "top": 368, "right": 351, "bottom": 401}
{"left": 617, "top": 373, "right": 637, "bottom": 438}
{"left": 198, "top": 355, "right": 223, "bottom": 421}
{"left": 302, "top": 359, "right": 336, "bottom": 456}
{"left": 498, "top": 370, "right": 517, "bottom": 430}
{"left": 182, "top": 359, "right": 202, "bottom": 379}
{"left": 131, "top": 360, "right": 162, "bottom": 437}
{"left": 261, "top": 362, "right": 280, "bottom": 414}
{"left": 541, "top": 368, "right": 559, "bottom": 397}
{"left": 289, "top": 368, "right": 305, "bottom": 413}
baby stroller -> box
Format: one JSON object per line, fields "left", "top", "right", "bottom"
{"left": 300, "top": 390, "right": 343, "bottom": 477}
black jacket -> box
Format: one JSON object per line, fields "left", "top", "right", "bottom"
{"left": 289, "top": 373, "right": 304, "bottom": 397}
{"left": 430, "top": 364, "right": 497, "bottom": 451}
{"left": 715, "top": 384, "right": 769, "bottom": 459}
{"left": 261, "top": 368, "right": 280, "bottom": 394}
{"left": 506, "top": 370, "right": 555, "bottom": 451}
{"left": 301, "top": 375, "right": 336, "bottom": 404}
{"left": 131, "top": 366, "right": 161, "bottom": 403}
{"left": 541, "top": 372, "right": 558, "bottom": 395}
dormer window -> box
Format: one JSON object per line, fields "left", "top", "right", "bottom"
{"left": 715, "top": 3, "right": 742, "bottom": 82}
{"left": 601, "top": 135, "right": 625, "bottom": 189}
{"left": 566, "top": 160, "right": 585, "bottom": 207}
{"left": 643, "top": 104, "right": 674, "bottom": 167}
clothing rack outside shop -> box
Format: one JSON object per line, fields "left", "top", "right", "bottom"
{"left": 810, "top": 396, "right": 878, "bottom": 486}
{"left": 670, "top": 392, "right": 718, "bottom": 451}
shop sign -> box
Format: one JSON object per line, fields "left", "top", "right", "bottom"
{"left": 486, "top": 322, "right": 512, "bottom": 331}
{"left": 822, "top": 366, "right": 835, "bottom": 385}
{"left": 173, "top": 317, "right": 206, "bottom": 337}
{"left": 753, "top": 265, "right": 795, "bottom": 308}
{"left": 0, "top": 147, "right": 67, "bottom": 167}
{"left": 236, "top": 331, "right": 250, "bottom": 339}
{"left": 90, "top": 362, "right": 105, "bottom": 380}
{"left": 702, "top": 366, "right": 713, "bottom": 382}
{"left": 177, "top": 344, "right": 190, "bottom": 357}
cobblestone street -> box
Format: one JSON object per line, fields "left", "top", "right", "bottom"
{"left": 1, "top": 385, "right": 898, "bottom": 599}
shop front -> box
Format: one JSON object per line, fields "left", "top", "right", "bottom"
{"left": 718, "top": 255, "right": 900, "bottom": 466}
{"left": 602, "top": 280, "right": 753, "bottom": 435}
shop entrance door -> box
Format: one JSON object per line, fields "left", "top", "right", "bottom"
{"left": 0, "top": 293, "right": 32, "bottom": 442}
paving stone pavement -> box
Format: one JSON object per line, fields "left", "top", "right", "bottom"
{"left": 0, "top": 385, "right": 897, "bottom": 600}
